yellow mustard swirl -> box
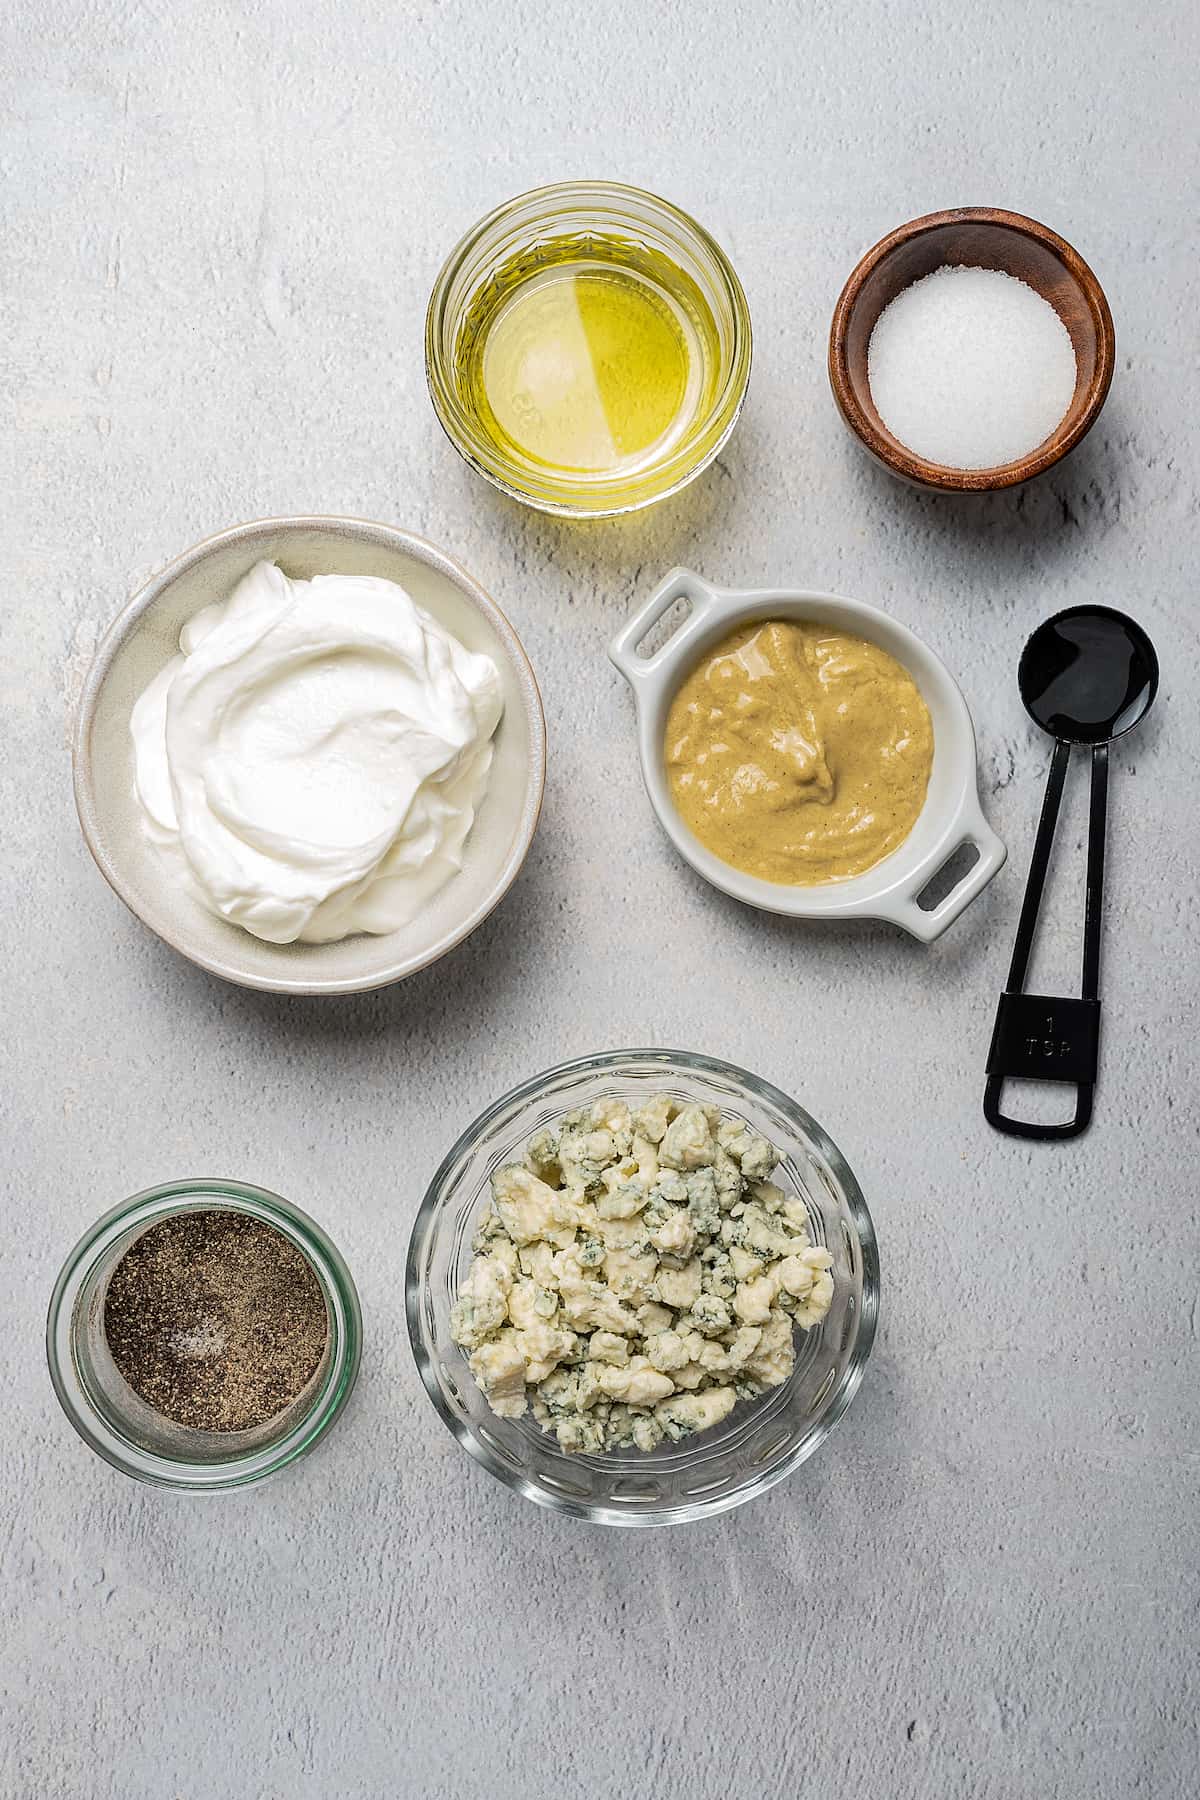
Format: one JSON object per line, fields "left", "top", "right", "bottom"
{"left": 664, "top": 619, "right": 934, "bottom": 886}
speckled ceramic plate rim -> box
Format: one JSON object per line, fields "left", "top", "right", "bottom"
{"left": 72, "top": 515, "right": 547, "bottom": 995}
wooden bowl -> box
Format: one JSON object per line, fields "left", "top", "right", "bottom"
{"left": 828, "top": 208, "right": 1115, "bottom": 492}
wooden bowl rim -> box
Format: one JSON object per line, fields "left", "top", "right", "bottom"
{"left": 828, "top": 206, "right": 1116, "bottom": 492}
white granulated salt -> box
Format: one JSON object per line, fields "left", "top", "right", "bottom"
{"left": 867, "top": 264, "right": 1077, "bottom": 469}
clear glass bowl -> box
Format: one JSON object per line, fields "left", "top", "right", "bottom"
{"left": 46, "top": 1180, "right": 362, "bottom": 1490}
{"left": 425, "top": 181, "right": 753, "bottom": 517}
{"left": 406, "top": 1050, "right": 879, "bottom": 1526}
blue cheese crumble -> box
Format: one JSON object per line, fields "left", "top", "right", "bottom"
{"left": 450, "top": 1095, "right": 835, "bottom": 1454}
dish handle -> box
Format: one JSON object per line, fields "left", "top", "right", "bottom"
{"left": 877, "top": 804, "right": 1007, "bottom": 943}
{"left": 607, "top": 568, "right": 726, "bottom": 686}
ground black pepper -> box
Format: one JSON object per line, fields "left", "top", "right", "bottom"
{"left": 102, "top": 1210, "right": 329, "bottom": 1432}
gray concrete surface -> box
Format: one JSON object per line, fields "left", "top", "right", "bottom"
{"left": 3, "top": 2, "right": 1197, "bottom": 1795}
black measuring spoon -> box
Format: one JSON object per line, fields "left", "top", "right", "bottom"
{"left": 984, "top": 605, "right": 1159, "bottom": 1140}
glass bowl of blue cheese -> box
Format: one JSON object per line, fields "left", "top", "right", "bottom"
{"left": 406, "top": 1049, "right": 879, "bottom": 1525}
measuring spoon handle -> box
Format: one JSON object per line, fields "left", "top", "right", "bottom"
{"left": 1005, "top": 737, "right": 1071, "bottom": 994}
{"left": 984, "top": 738, "right": 1101, "bottom": 1141}
{"left": 1082, "top": 741, "right": 1109, "bottom": 1000}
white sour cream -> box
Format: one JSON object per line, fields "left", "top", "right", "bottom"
{"left": 130, "top": 561, "right": 503, "bottom": 944}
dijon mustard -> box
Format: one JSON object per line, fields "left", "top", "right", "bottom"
{"left": 664, "top": 619, "right": 934, "bottom": 886}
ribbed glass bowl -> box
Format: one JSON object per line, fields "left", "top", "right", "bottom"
{"left": 406, "top": 1050, "right": 879, "bottom": 1526}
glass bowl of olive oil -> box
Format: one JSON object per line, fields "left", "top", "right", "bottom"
{"left": 426, "top": 182, "right": 752, "bottom": 518}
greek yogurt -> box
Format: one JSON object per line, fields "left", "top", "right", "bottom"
{"left": 129, "top": 561, "right": 503, "bottom": 944}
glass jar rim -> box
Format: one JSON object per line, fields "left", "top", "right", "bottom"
{"left": 424, "top": 181, "right": 753, "bottom": 518}
{"left": 46, "top": 1179, "right": 362, "bottom": 1490}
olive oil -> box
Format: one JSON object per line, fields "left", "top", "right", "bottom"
{"left": 453, "top": 235, "right": 723, "bottom": 496}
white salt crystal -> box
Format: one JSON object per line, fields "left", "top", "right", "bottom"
{"left": 867, "top": 264, "right": 1077, "bottom": 469}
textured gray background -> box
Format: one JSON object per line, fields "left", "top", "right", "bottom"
{"left": 2, "top": 2, "right": 1197, "bottom": 1796}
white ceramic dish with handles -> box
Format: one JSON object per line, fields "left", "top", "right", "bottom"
{"left": 608, "top": 568, "right": 1005, "bottom": 942}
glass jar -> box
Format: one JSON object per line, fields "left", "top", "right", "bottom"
{"left": 47, "top": 1179, "right": 362, "bottom": 1490}
{"left": 425, "top": 181, "right": 752, "bottom": 517}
